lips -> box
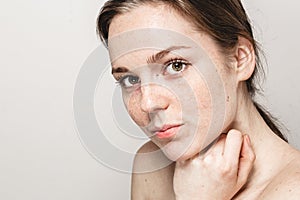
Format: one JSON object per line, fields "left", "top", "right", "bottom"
{"left": 152, "top": 124, "right": 183, "bottom": 139}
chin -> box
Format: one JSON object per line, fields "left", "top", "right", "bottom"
{"left": 162, "top": 149, "right": 196, "bottom": 162}
{"left": 158, "top": 140, "right": 197, "bottom": 162}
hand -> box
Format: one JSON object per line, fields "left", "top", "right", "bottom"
{"left": 173, "top": 129, "right": 255, "bottom": 200}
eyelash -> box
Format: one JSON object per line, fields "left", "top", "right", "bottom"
{"left": 115, "top": 58, "right": 191, "bottom": 87}
{"left": 165, "top": 58, "right": 189, "bottom": 65}
{"left": 115, "top": 75, "right": 134, "bottom": 87}
{"left": 163, "top": 58, "right": 190, "bottom": 74}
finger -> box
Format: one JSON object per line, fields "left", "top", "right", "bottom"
{"left": 223, "top": 129, "right": 243, "bottom": 168}
{"left": 198, "top": 134, "right": 226, "bottom": 161}
{"left": 237, "top": 135, "right": 256, "bottom": 185}
{"left": 208, "top": 133, "right": 226, "bottom": 156}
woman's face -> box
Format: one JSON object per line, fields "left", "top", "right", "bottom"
{"left": 108, "top": 4, "right": 239, "bottom": 161}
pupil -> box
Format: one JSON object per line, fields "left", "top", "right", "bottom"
{"left": 129, "top": 76, "right": 138, "bottom": 84}
{"left": 173, "top": 62, "right": 182, "bottom": 71}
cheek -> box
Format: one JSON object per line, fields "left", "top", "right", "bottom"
{"left": 181, "top": 69, "right": 223, "bottom": 155}
{"left": 193, "top": 83, "right": 213, "bottom": 141}
{"left": 123, "top": 91, "right": 149, "bottom": 127}
{"left": 187, "top": 68, "right": 213, "bottom": 116}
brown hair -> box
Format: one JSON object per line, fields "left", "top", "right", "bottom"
{"left": 97, "top": 0, "right": 288, "bottom": 142}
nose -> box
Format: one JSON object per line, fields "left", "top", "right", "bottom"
{"left": 140, "top": 83, "right": 169, "bottom": 114}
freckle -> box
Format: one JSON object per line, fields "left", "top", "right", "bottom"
{"left": 227, "top": 96, "right": 230, "bottom": 102}
{"left": 289, "top": 189, "right": 292, "bottom": 192}
{"left": 275, "top": 188, "right": 278, "bottom": 191}
{"left": 145, "top": 179, "right": 147, "bottom": 182}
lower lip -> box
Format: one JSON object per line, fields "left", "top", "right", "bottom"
{"left": 155, "top": 126, "right": 181, "bottom": 139}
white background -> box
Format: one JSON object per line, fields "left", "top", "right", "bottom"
{"left": 1, "top": 0, "right": 299, "bottom": 199}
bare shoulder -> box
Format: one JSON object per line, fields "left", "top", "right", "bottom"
{"left": 131, "top": 141, "right": 176, "bottom": 200}
{"left": 260, "top": 149, "right": 300, "bottom": 200}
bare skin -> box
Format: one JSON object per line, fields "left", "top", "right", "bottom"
{"left": 132, "top": 141, "right": 300, "bottom": 200}
{"left": 107, "top": 4, "right": 300, "bottom": 200}
{"left": 131, "top": 102, "right": 300, "bottom": 199}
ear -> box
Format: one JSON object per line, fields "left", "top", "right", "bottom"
{"left": 234, "top": 37, "right": 256, "bottom": 82}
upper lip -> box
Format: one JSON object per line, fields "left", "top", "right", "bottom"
{"left": 150, "top": 124, "right": 183, "bottom": 134}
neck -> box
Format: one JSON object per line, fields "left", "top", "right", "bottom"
{"left": 230, "top": 91, "right": 294, "bottom": 198}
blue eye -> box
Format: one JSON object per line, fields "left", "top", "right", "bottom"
{"left": 164, "top": 59, "right": 189, "bottom": 75}
{"left": 119, "top": 75, "right": 140, "bottom": 88}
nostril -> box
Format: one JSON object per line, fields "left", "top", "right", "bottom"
{"left": 140, "top": 96, "right": 169, "bottom": 114}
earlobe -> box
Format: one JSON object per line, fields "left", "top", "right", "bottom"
{"left": 235, "top": 37, "right": 256, "bottom": 82}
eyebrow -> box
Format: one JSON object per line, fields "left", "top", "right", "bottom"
{"left": 146, "top": 46, "right": 190, "bottom": 64}
{"left": 111, "top": 67, "right": 128, "bottom": 74}
{"left": 111, "top": 45, "right": 190, "bottom": 74}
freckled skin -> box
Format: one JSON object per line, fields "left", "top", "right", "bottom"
{"left": 108, "top": 4, "right": 300, "bottom": 200}
{"left": 110, "top": 5, "right": 237, "bottom": 161}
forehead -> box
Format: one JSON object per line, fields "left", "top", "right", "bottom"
{"left": 107, "top": 4, "right": 222, "bottom": 68}
{"left": 108, "top": 4, "right": 196, "bottom": 38}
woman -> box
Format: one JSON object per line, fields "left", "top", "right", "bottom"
{"left": 97, "top": 0, "right": 300, "bottom": 199}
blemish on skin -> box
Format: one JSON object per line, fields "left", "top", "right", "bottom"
{"left": 145, "top": 179, "right": 147, "bottom": 182}
{"left": 227, "top": 96, "right": 230, "bottom": 102}
{"left": 289, "top": 189, "right": 292, "bottom": 192}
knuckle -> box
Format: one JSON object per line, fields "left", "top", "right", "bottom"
{"left": 220, "top": 163, "right": 233, "bottom": 176}
{"left": 202, "top": 154, "right": 215, "bottom": 165}
{"left": 249, "top": 151, "right": 256, "bottom": 163}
